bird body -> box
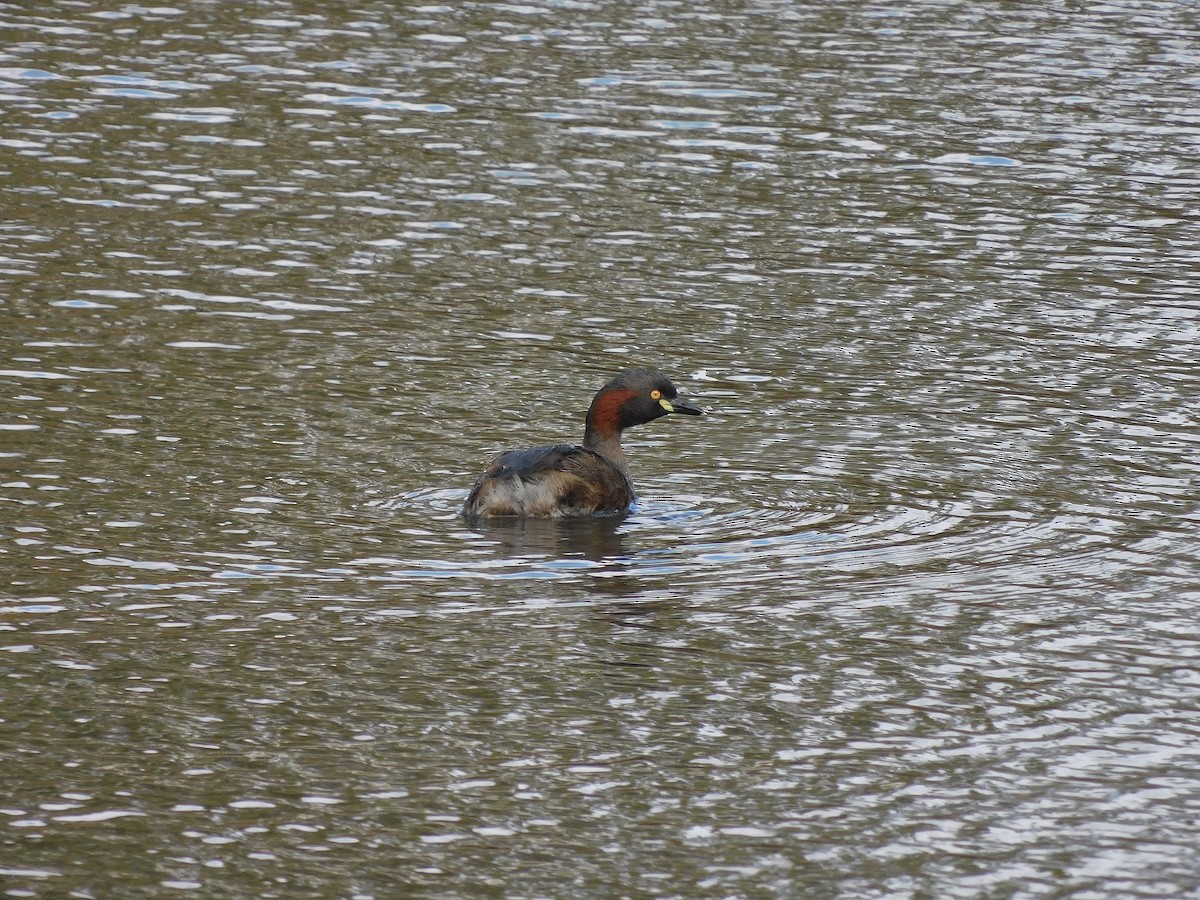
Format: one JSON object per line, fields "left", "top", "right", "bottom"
{"left": 463, "top": 368, "right": 701, "bottom": 519}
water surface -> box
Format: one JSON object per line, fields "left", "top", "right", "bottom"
{"left": 2, "top": 1, "right": 1199, "bottom": 896}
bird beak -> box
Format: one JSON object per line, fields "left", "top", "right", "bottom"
{"left": 659, "top": 397, "right": 702, "bottom": 416}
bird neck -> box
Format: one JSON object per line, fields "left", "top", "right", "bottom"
{"left": 583, "top": 387, "right": 636, "bottom": 473}
{"left": 583, "top": 425, "right": 628, "bottom": 473}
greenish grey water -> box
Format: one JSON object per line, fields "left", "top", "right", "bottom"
{"left": 2, "top": 1, "right": 1199, "bottom": 896}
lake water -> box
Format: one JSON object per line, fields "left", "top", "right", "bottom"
{"left": 2, "top": 1, "right": 1199, "bottom": 896}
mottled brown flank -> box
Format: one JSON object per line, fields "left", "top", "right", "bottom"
{"left": 586, "top": 387, "right": 638, "bottom": 438}
{"left": 463, "top": 445, "right": 634, "bottom": 518}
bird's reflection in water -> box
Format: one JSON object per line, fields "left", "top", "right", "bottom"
{"left": 467, "top": 515, "right": 687, "bottom": 612}
{"left": 468, "top": 514, "right": 629, "bottom": 562}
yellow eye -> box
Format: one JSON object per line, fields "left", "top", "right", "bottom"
{"left": 650, "top": 389, "right": 662, "bottom": 400}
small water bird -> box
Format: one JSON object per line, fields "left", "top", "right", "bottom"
{"left": 463, "top": 367, "right": 702, "bottom": 519}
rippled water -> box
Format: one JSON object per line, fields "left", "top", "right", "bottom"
{"left": 3, "top": 1, "right": 1199, "bottom": 896}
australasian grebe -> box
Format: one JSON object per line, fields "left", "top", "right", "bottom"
{"left": 463, "top": 367, "right": 702, "bottom": 519}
